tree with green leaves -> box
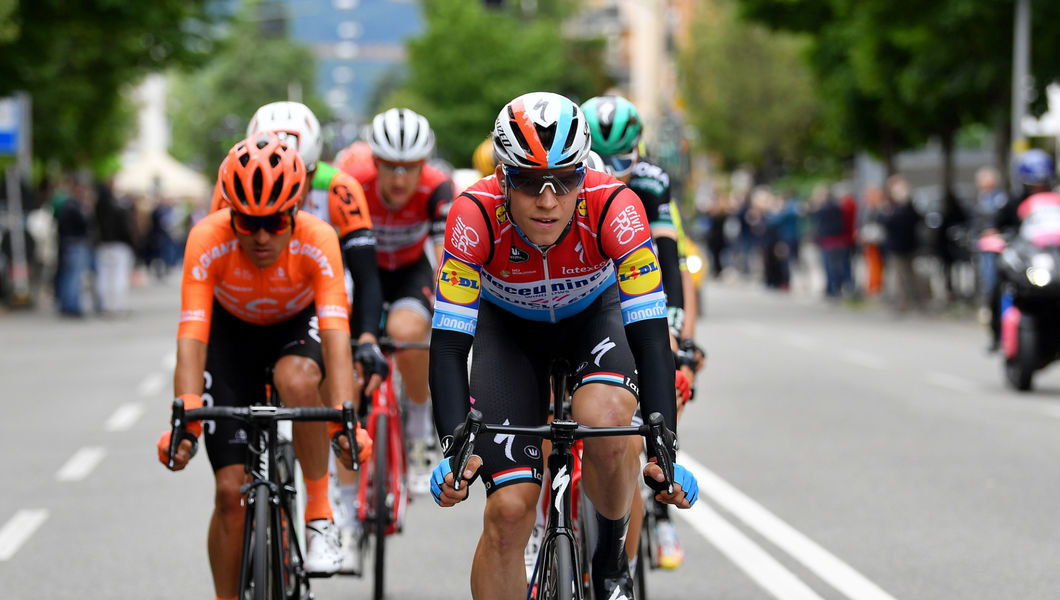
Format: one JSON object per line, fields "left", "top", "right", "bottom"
{"left": 0, "top": 0, "right": 215, "bottom": 171}
{"left": 677, "top": 0, "right": 824, "bottom": 177}
{"left": 169, "top": 0, "right": 328, "bottom": 175}
{"left": 382, "top": 0, "right": 611, "bottom": 166}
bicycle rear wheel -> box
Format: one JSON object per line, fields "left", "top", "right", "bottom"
{"left": 372, "top": 411, "right": 389, "bottom": 600}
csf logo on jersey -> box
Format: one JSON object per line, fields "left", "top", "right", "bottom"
{"left": 437, "top": 254, "right": 481, "bottom": 306}
{"left": 617, "top": 242, "right": 662, "bottom": 297}
{"left": 577, "top": 198, "right": 587, "bottom": 219}
{"left": 496, "top": 204, "right": 508, "bottom": 224}
{"left": 509, "top": 244, "right": 530, "bottom": 264}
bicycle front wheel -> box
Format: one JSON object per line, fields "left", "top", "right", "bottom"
{"left": 543, "top": 538, "right": 576, "bottom": 600}
{"left": 372, "top": 411, "right": 389, "bottom": 600}
{"left": 250, "top": 486, "right": 272, "bottom": 600}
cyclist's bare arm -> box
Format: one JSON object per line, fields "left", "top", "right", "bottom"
{"left": 320, "top": 329, "right": 355, "bottom": 411}
{"left": 167, "top": 337, "right": 207, "bottom": 471}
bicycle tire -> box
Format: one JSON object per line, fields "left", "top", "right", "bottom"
{"left": 576, "top": 491, "right": 597, "bottom": 599}
{"left": 634, "top": 525, "right": 647, "bottom": 600}
{"left": 251, "top": 485, "right": 271, "bottom": 600}
{"left": 372, "top": 411, "right": 388, "bottom": 600}
{"left": 546, "top": 537, "right": 576, "bottom": 600}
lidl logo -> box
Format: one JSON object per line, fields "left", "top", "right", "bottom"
{"left": 438, "top": 258, "right": 481, "bottom": 305}
{"left": 577, "top": 199, "right": 587, "bottom": 218}
{"left": 617, "top": 247, "right": 661, "bottom": 296}
{"left": 496, "top": 204, "right": 508, "bottom": 224}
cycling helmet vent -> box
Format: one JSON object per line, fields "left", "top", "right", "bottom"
{"left": 246, "top": 102, "right": 323, "bottom": 172}
{"left": 368, "top": 107, "right": 435, "bottom": 162}
{"left": 581, "top": 95, "right": 642, "bottom": 157}
{"left": 217, "top": 131, "right": 306, "bottom": 216}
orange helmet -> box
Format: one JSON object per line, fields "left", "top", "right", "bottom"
{"left": 218, "top": 131, "right": 306, "bottom": 216}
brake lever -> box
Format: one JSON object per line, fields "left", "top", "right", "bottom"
{"left": 645, "top": 412, "right": 675, "bottom": 495}
{"left": 168, "top": 398, "right": 185, "bottom": 470}
{"left": 451, "top": 409, "right": 483, "bottom": 491}
{"left": 341, "top": 401, "right": 359, "bottom": 472}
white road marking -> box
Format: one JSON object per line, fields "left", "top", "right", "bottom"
{"left": 840, "top": 350, "right": 887, "bottom": 370}
{"left": 104, "top": 403, "right": 145, "bottom": 431}
{"left": 925, "top": 371, "right": 978, "bottom": 394}
{"left": 55, "top": 446, "right": 106, "bottom": 482}
{"left": 677, "top": 500, "right": 825, "bottom": 600}
{"left": 137, "top": 372, "right": 165, "bottom": 397}
{"left": 0, "top": 509, "right": 48, "bottom": 561}
{"left": 681, "top": 455, "right": 898, "bottom": 600}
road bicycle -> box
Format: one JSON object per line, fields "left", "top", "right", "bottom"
{"left": 344, "top": 336, "right": 430, "bottom": 600}
{"left": 166, "top": 376, "right": 360, "bottom": 600}
{"left": 450, "top": 358, "right": 677, "bottom": 600}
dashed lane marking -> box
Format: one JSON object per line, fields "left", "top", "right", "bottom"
{"left": 105, "top": 403, "right": 145, "bottom": 432}
{"left": 680, "top": 455, "right": 898, "bottom": 600}
{"left": 55, "top": 446, "right": 106, "bottom": 482}
{"left": 0, "top": 509, "right": 48, "bottom": 561}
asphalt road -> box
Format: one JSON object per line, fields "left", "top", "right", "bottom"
{"left": 2, "top": 273, "right": 1058, "bottom": 599}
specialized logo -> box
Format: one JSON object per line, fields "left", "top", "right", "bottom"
{"left": 496, "top": 204, "right": 508, "bottom": 224}
{"left": 509, "top": 244, "right": 530, "bottom": 264}
{"left": 438, "top": 257, "right": 481, "bottom": 305}
{"left": 617, "top": 246, "right": 661, "bottom": 296}
{"left": 494, "top": 421, "right": 515, "bottom": 462}
{"left": 591, "top": 337, "right": 616, "bottom": 367}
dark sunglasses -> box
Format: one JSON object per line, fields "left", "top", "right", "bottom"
{"left": 376, "top": 160, "right": 424, "bottom": 175}
{"left": 505, "top": 166, "right": 586, "bottom": 196}
{"left": 602, "top": 152, "right": 636, "bottom": 177}
{"left": 230, "top": 210, "right": 295, "bottom": 235}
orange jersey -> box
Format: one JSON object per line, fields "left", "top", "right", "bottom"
{"left": 178, "top": 209, "right": 350, "bottom": 342}
{"left": 209, "top": 162, "right": 373, "bottom": 239}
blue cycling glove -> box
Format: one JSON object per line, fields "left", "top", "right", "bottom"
{"left": 430, "top": 457, "right": 453, "bottom": 506}
{"left": 673, "top": 463, "right": 699, "bottom": 507}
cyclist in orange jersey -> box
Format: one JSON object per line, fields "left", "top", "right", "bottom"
{"left": 208, "top": 102, "right": 388, "bottom": 389}
{"left": 157, "top": 132, "right": 372, "bottom": 599}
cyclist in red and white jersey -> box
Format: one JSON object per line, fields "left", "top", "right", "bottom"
{"left": 425, "top": 92, "right": 698, "bottom": 600}
{"left": 337, "top": 108, "right": 454, "bottom": 493}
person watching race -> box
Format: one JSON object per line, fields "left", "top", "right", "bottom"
{"left": 424, "top": 91, "right": 698, "bottom": 600}
{"left": 336, "top": 107, "right": 455, "bottom": 495}
{"left": 156, "top": 132, "right": 372, "bottom": 596}
{"left": 582, "top": 93, "right": 703, "bottom": 570}
{"left": 209, "top": 102, "right": 387, "bottom": 387}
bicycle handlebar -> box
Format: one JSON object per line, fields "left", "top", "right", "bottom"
{"left": 450, "top": 409, "right": 676, "bottom": 494}
{"left": 167, "top": 399, "right": 361, "bottom": 471}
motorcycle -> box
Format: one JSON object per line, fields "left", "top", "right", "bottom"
{"left": 988, "top": 192, "right": 1060, "bottom": 390}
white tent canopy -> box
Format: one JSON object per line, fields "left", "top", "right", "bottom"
{"left": 113, "top": 151, "right": 211, "bottom": 200}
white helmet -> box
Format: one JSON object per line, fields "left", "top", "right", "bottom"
{"left": 492, "top": 91, "right": 591, "bottom": 170}
{"left": 367, "top": 108, "right": 435, "bottom": 162}
{"left": 584, "top": 150, "right": 607, "bottom": 173}
{"left": 246, "top": 101, "right": 323, "bottom": 172}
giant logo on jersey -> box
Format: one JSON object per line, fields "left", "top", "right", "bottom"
{"left": 438, "top": 257, "right": 481, "bottom": 305}
{"left": 617, "top": 245, "right": 661, "bottom": 297}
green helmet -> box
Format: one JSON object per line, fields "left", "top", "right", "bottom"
{"left": 581, "top": 95, "right": 642, "bottom": 156}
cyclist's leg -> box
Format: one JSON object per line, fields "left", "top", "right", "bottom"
{"left": 202, "top": 302, "right": 270, "bottom": 597}
{"left": 468, "top": 298, "right": 550, "bottom": 597}
{"left": 270, "top": 307, "right": 341, "bottom": 574}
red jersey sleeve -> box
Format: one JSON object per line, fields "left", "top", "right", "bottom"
{"left": 598, "top": 187, "right": 668, "bottom": 324}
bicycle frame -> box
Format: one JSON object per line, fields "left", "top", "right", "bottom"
{"left": 450, "top": 360, "right": 676, "bottom": 600}
{"left": 168, "top": 397, "right": 358, "bottom": 600}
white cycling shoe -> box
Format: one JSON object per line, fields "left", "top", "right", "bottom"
{"left": 524, "top": 523, "right": 545, "bottom": 582}
{"left": 304, "top": 519, "right": 343, "bottom": 575}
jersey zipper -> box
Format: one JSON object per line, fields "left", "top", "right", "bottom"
{"left": 540, "top": 247, "right": 557, "bottom": 322}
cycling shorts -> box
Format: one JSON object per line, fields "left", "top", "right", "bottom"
{"left": 379, "top": 252, "right": 434, "bottom": 323}
{"left": 201, "top": 301, "right": 324, "bottom": 471}
{"left": 469, "top": 284, "right": 638, "bottom": 495}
